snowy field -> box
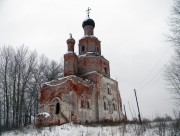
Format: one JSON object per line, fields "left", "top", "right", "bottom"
{"left": 2, "top": 122, "right": 179, "bottom": 136}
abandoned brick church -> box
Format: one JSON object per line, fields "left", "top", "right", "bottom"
{"left": 36, "top": 11, "right": 124, "bottom": 127}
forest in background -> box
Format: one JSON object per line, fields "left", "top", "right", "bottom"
{"left": 0, "top": 45, "right": 63, "bottom": 131}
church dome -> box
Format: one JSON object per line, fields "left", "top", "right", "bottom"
{"left": 66, "top": 34, "right": 75, "bottom": 45}
{"left": 82, "top": 18, "right": 95, "bottom": 28}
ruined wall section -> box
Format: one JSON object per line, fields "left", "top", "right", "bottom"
{"left": 81, "top": 72, "right": 102, "bottom": 121}
{"left": 77, "top": 87, "right": 97, "bottom": 123}
{"left": 98, "top": 75, "right": 122, "bottom": 122}
{"left": 38, "top": 76, "right": 96, "bottom": 126}
{"left": 80, "top": 72, "right": 100, "bottom": 123}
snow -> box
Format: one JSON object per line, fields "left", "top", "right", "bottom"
{"left": 2, "top": 122, "right": 177, "bottom": 136}
{"left": 65, "top": 51, "right": 77, "bottom": 54}
{"left": 38, "top": 112, "right": 50, "bottom": 118}
{"left": 81, "top": 71, "right": 98, "bottom": 76}
{"left": 80, "top": 35, "right": 97, "bottom": 40}
{"left": 41, "top": 75, "right": 93, "bottom": 89}
{"left": 78, "top": 52, "right": 101, "bottom": 58}
{"left": 42, "top": 75, "right": 73, "bottom": 87}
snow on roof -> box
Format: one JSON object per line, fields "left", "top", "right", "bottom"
{"left": 78, "top": 52, "right": 102, "bottom": 58}
{"left": 42, "top": 75, "right": 93, "bottom": 88}
{"left": 64, "top": 51, "right": 77, "bottom": 55}
{"left": 81, "top": 71, "right": 98, "bottom": 76}
{"left": 42, "top": 76, "right": 68, "bottom": 87}
{"left": 80, "top": 35, "right": 98, "bottom": 40}
{"left": 42, "top": 76, "right": 72, "bottom": 87}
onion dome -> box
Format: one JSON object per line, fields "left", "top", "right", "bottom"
{"left": 66, "top": 34, "right": 75, "bottom": 45}
{"left": 82, "top": 18, "right": 95, "bottom": 28}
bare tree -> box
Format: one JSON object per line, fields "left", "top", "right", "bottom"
{"left": 44, "top": 60, "right": 63, "bottom": 81}
{"left": 165, "top": 0, "right": 180, "bottom": 105}
{"left": 0, "top": 45, "right": 64, "bottom": 131}
{"left": 168, "top": 0, "right": 180, "bottom": 48}
{"left": 0, "top": 46, "right": 14, "bottom": 129}
{"left": 164, "top": 55, "right": 180, "bottom": 102}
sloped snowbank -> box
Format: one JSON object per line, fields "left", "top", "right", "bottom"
{"left": 2, "top": 122, "right": 178, "bottom": 136}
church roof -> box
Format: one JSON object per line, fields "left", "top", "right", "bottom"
{"left": 82, "top": 18, "right": 95, "bottom": 28}
{"left": 42, "top": 75, "right": 93, "bottom": 89}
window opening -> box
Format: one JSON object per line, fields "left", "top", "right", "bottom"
{"left": 113, "top": 103, "right": 116, "bottom": 111}
{"left": 107, "top": 84, "right": 111, "bottom": 95}
{"left": 104, "top": 102, "right": 107, "bottom": 110}
{"left": 97, "top": 47, "right": 99, "bottom": 52}
{"left": 55, "top": 102, "right": 60, "bottom": 114}
{"left": 81, "top": 100, "right": 84, "bottom": 108}
{"left": 104, "top": 67, "right": 107, "bottom": 74}
{"left": 87, "top": 101, "right": 90, "bottom": 108}
{"left": 108, "top": 88, "right": 111, "bottom": 95}
{"left": 82, "top": 46, "right": 85, "bottom": 52}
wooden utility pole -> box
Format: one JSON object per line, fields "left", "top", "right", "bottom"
{"left": 134, "top": 89, "right": 142, "bottom": 124}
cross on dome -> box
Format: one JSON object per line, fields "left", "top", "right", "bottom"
{"left": 69, "top": 33, "right": 72, "bottom": 38}
{"left": 86, "top": 7, "right": 91, "bottom": 17}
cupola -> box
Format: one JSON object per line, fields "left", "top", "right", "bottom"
{"left": 66, "top": 34, "right": 75, "bottom": 52}
{"left": 82, "top": 7, "right": 95, "bottom": 36}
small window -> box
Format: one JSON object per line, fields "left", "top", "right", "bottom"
{"left": 108, "top": 88, "right": 111, "bottom": 95}
{"left": 113, "top": 103, "right": 116, "bottom": 111}
{"left": 81, "top": 100, "right": 84, "bottom": 108}
{"left": 82, "top": 46, "right": 85, "bottom": 52}
{"left": 87, "top": 101, "right": 90, "bottom": 109}
{"left": 104, "top": 102, "right": 107, "bottom": 110}
{"left": 107, "top": 84, "right": 111, "bottom": 95}
{"left": 55, "top": 103, "right": 60, "bottom": 114}
{"left": 97, "top": 47, "right": 99, "bottom": 52}
{"left": 104, "top": 67, "right": 107, "bottom": 74}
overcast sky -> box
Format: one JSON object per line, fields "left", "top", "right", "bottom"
{"left": 0, "top": 0, "right": 178, "bottom": 119}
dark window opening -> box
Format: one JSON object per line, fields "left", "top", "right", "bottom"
{"left": 87, "top": 101, "right": 90, "bottom": 108}
{"left": 107, "top": 84, "right": 111, "bottom": 95}
{"left": 97, "top": 47, "right": 99, "bottom": 52}
{"left": 81, "top": 100, "right": 84, "bottom": 108}
{"left": 104, "top": 102, "right": 107, "bottom": 110}
{"left": 113, "top": 103, "right": 116, "bottom": 111}
{"left": 104, "top": 67, "right": 107, "bottom": 74}
{"left": 108, "top": 88, "right": 111, "bottom": 95}
{"left": 55, "top": 103, "right": 60, "bottom": 114}
{"left": 82, "top": 46, "right": 85, "bottom": 52}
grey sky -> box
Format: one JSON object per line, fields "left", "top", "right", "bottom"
{"left": 0, "top": 0, "right": 177, "bottom": 119}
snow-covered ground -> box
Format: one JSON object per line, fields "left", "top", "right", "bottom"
{"left": 2, "top": 122, "right": 178, "bottom": 136}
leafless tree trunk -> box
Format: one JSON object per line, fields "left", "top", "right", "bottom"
{"left": 0, "top": 46, "right": 13, "bottom": 129}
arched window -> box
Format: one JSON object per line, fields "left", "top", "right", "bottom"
{"left": 97, "top": 47, "right": 99, "bottom": 52}
{"left": 87, "top": 101, "right": 90, "bottom": 109}
{"left": 104, "top": 67, "right": 107, "bottom": 74}
{"left": 55, "top": 102, "right": 60, "bottom": 114}
{"left": 82, "top": 46, "right": 85, "bottom": 52}
{"left": 81, "top": 100, "right": 84, "bottom": 108}
{"left": 104, "top": 102, "right": 107, "bottom": 110}
{"left": 113, "top": 103, "right": 116, "bottom": 111}
{"left": 107, "top": 83, "right": 111, "bottom": 95}
{"left": 108, "top": 88, "right": 111, "bottom": 94}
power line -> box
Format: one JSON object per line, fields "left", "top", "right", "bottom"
{"left": 135, "top": 45, "right": 171, "bottom": 90}
{"left": 137, "top": 68, "right": 163, "bottom": 91}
